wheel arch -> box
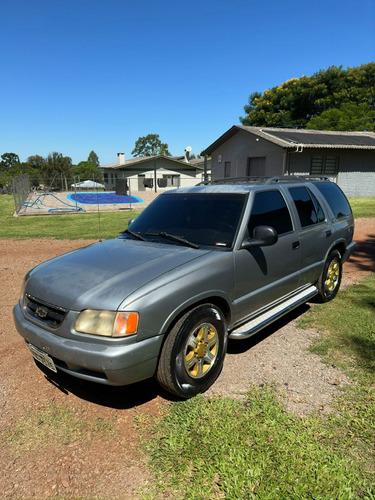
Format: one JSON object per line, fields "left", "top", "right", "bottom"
{"left": 329, "top": 241, "right": 346, "bottom": 260}
{"left": 160, "top": 295, "right": 231, "bottom": 340}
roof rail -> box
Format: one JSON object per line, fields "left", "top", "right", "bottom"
{"left": 199, "top": 175, "right": 330, "bottom": 186}
{"left": 265, "top": 175, "right": 330, "bottom": 184}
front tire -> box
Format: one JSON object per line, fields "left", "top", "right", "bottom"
{"left": 156, "top": 304, "right": 227, "bottom": 398}
{"left": 316, "top": 250, "right": 342, "bottom": 302}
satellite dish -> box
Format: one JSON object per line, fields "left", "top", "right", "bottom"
{"left": 185, "top": 146, "right": 192, "bottom": 152}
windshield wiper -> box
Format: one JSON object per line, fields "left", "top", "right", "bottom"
{"left": 146, "top": 231, "right": 200, "bottom": 249}
{"left": 123, "top": 229, "right": 147, "bottom": 241}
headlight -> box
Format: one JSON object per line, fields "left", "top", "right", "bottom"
{"left": 74, "top": 310, "right": 139, "bottom": 337}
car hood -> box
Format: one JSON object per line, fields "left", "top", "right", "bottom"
{"left": 25, "top": 238, "right": 211, "bottom": 311}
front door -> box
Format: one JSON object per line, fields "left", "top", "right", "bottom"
{"left": 232, "top": 189, "right": 300, "bottom": 323}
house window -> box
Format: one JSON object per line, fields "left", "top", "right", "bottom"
{"left": 310, "top": 156, "right": 339, "bottom": 176}
{"left": 163, "top": 174, "right": 180, "bottom": 187}
{"left": 224, "top": 162, "right": 231, "bottom": 178}
{"left": 103, "top": 173, "right": 108, "bottom": 182}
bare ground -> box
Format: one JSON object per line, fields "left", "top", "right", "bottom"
{"left": 0, "top": 218, "right": 374, "bottom": 499}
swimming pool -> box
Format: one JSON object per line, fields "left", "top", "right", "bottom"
{"left": 66, "top": 192, "right": 143, "bottom": 205}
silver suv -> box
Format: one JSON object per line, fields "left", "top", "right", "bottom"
{"left": 13, "top": 177, "right": 356, "bottom": 398}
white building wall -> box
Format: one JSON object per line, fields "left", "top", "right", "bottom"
{"left": 337, "top": 171, "right": 375, "bottom": 197}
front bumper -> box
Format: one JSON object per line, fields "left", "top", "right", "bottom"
{"left": 13, "top": 304, "right": 163, "bottom": 386}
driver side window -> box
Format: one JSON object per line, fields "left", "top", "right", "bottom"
{"left": 248, "top": 190, "right": 293, "bottom": 237}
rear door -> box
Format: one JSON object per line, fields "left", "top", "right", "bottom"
{"left": 232, "top": 189, "right": 300, "bottom": 322}
{"left": 286, "top": 186, "right": 334, "bottom": 285}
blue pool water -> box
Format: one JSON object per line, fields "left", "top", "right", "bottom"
{"left": 67, "top": 192, "right": 143, "bottom": 205}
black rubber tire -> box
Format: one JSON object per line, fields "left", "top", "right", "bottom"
{"left": 316, "top": 249, "right": 342, "bottom": 303}
{"left": 156, "top": 304, "right": 227, "bottom": 398}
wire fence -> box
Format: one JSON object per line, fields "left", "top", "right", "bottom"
{"left": 10, "top": 172, "right": 207, "bottom": 214}
{"left": 12, "top": 174, "right": 30, "bottom": 213}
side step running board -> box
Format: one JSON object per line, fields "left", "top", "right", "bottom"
{"left": 229, "top": 285, "right": 318, "bottom": 340}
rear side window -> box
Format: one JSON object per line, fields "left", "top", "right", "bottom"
{"left": 248, "top": 190, "right": 293, "bottom": 236}
{"left": 289, "top": 187, "right": 325, "bottom": 227}
{"left": 313, "top": 182, "right": 352, "bottom": 219}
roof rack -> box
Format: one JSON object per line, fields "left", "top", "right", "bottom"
{"left": 199, "top": 175, "right": 329, "bottom": 186}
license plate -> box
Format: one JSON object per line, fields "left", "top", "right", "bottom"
{"left": 28, "top": 343, "right": 57, "bottom": 373}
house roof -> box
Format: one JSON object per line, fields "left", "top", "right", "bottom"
{"left": 201, "top": 126, "right": 375, "bottom": 155}
{"left": 101, "top": 154, "right": 204, "bottom": 171}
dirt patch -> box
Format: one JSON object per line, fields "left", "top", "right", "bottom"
{"left": 0, "top": 218, "right": 374, "bottom": 498}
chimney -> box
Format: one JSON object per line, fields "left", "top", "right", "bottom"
{"left": 117, "top": 152, "right": 125, "bottom": 165}
{"left": 184, "top": 146, "right": 192, "bottom": 162}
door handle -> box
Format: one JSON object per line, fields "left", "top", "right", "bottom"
{"left": 326, "top": 230, "right": 332, "bottom": 238}
{"left": 292, "top": 241, "right": 300, "bottom": 250}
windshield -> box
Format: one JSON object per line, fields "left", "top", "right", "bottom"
{"left": 121, "top": 192, "right": 247, "bottom": 248}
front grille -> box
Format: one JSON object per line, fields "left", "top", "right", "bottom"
{"left": 25, "top": 294, "right": 68, "bottom": 329}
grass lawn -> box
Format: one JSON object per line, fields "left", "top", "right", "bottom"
{"left": 0, "top": 194, "right": 140, "bottom": 239}
{"left": 349, "top": 197, "right": 375, "bottom": 219}
{"left": 138, "top": 276, "right": 375, "bottom": 499}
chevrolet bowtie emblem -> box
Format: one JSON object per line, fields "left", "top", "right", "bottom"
{"left": 35, "top": 306, "right": 48, "bottom": 319}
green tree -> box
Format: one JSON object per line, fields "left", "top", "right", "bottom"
{"left": 27, "top": 155, "right": 47, "bottom": 170}
{"left": 240, "top": 63, "right": 375, "bottom": 129}
{"left": 74, "top": 161, "right": 103, "bottom": 181}
{"left": 131, "top": 134, "right": 171, "bottom": 157}
{"left": 307, "top": 102, "right": 375, "bottom": 131}
{"left": 0, "top": 162, "right": 40, "bottom": 189}
{"left": 87, "top": 150, "right": 100, "bottom": 167}
{"left": 0, "top": 152, "right": 20, "bottom": 172}
{"left": 45, "top": 152, "right": 74, "bottom": 190}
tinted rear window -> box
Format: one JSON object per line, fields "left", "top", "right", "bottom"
{"left": 313, "top": 182, "right": 352, "bottom": 219}
{"left": 289, "top": 187, "right": 325, "bottom": 227}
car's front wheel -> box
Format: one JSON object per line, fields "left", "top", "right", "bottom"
{"left": 156, "top": 304, "right": 227, "bottom": 398}
{"left": 316, "top": 250, "right": 342, "bottom": 302}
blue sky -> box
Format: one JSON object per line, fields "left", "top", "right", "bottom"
{"left": 1, "top": 0, "right": 374, "bottom": 165}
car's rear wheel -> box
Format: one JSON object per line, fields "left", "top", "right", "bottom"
{"left": 316, "top": 250, "right": 342, "bottom": 302}
{"left": 156, "top": 304, "right": 227, "bottom": 398}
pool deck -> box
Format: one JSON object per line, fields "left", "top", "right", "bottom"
{"left": 16, "top": 190, "right": 160, "bottom": 216}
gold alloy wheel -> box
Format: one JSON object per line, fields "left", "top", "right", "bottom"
{"left": 184, "top": 322, "right": 219, "bottom": 379}
{"left": 324, "top": 258, "right": 340, "bottom": 293}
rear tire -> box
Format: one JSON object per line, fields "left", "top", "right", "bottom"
{"left": 316, "top": 250, "right": 342, "bottom": 302}
{"left": 156, "top": 304, "right": 227, "bottom": 398}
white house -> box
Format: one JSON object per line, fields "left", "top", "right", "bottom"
{"left": 100, "top": 150, "right": 210, "bottom": 193}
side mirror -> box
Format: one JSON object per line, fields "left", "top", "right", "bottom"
{"left": 241, "top": 225, "right": 278, "bottom": 249}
